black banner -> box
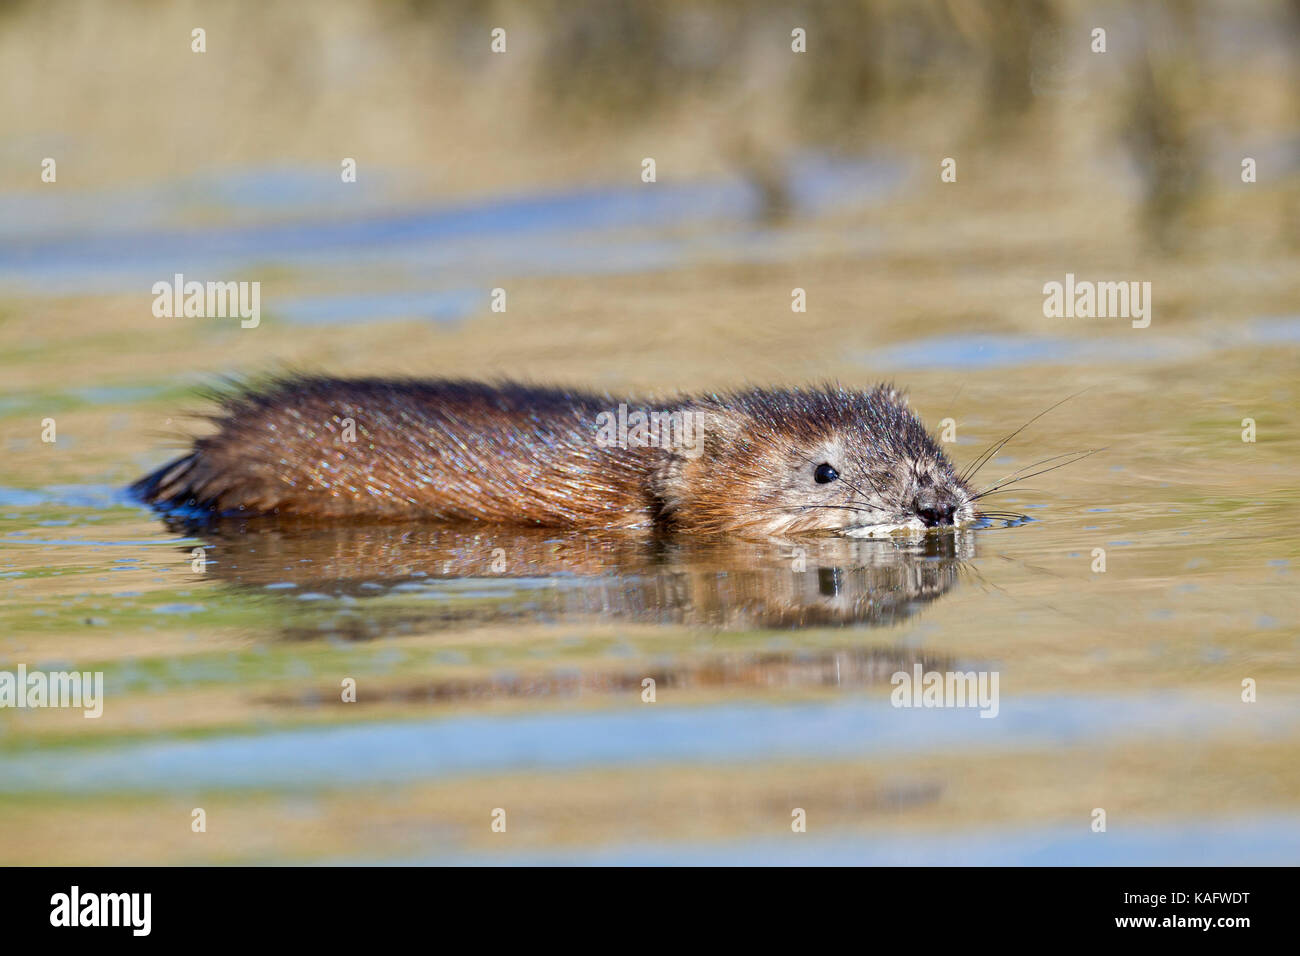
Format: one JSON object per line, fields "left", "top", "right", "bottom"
{"left": 0, "top": 866, "right": 1279, "bottom": 942}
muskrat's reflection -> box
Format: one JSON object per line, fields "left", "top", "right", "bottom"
{"left": 173, "top": 518, "right": 973, "bottom": 634}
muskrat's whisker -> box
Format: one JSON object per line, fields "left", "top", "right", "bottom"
{"left": 844, "top": 499, "right": 911, "bottom": 523}
{"left": 725, "top": 504, "right": 877, "bottom": 519}
{"left": 956, "top": 559, "right": 1006, "bottom": 597}
{"left": 960, "top": 429, "right": 1024, "bottom": 485}
{"left": 848, "top": 460, "right": 895, "bottom": 500}
{"left": 738, "top": 502, "right": 915, "bottom": 525}
{"left": 969, "top": 448, "right": 1103, "bottom": 501}
{"left": 791, "top": 503, "right": 883, "bottom": 514}
{"left": 968, "top": 488, "right": 1043, "bottom": 502}
{"left": 975, "top": 511, "right": 1030, "bottom": 522}
{"left": 959, "top": 389, "right": 1091, "bottom": 484}
{"left": 970, "top": 449, "right": 1098, "bottom": 499}
{"left": 847, "top": 469, "right": 889, "bottom": 501}
{"left": 957, "top": 554, "right": 1092, "bottom": 626}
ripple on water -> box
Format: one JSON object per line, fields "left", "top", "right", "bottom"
{"left": 1, "top": 692, "right": 1294, "bottom": 796}
{"left": 0, "top": 154, "right": 901, "bottom": 298}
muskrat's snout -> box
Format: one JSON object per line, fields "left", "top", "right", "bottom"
{"left": 906, "top": 470, "right": 968, "bottom": 528}
{"left": 911, "top": 492, "right": 960, "bottom": 528}
{"left": 874, "top": 463, "right": 970, "bottom": 533}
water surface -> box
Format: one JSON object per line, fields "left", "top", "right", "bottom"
{"left": 2, "top": 159, "right": 1297, "bottom": 866}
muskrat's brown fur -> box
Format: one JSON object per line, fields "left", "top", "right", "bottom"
{"left": 132, "top": 377, "right": 975, "bottom": 535}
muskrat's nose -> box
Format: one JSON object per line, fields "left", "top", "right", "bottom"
{"left": 913, "top": 498, "right": 957, "bottom": 527}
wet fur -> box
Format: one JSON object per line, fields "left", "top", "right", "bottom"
{"left": 133, "top": 377, "right": 975, "bottom": 534}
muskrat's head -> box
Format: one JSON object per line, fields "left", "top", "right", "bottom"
{"left": 652, "top": 384, "right": 975, "bottom": 536}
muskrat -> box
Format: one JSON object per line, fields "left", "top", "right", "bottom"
{"left": 132, "top": 377, "right": 978, "bottom": 535}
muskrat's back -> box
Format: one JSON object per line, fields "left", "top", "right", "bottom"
{"left": 135, "top": 378, "right": 661, "bottom": 527}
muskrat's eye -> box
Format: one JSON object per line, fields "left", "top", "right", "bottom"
{"left": 814, "top": 463, "right": 839, "bottom": 484}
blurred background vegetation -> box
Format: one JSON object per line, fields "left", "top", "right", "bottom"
{"left": 3, "top": 0, "right": 1299, "bottom": 249}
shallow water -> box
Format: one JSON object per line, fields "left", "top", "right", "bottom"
{"left": 2, "top": 157, "right": 1299, "bottom": 865}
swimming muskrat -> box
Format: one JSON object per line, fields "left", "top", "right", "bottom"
{"left": 132, "top": 377, "right": 983, "bottom": 535}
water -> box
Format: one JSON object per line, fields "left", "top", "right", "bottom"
{"left": 4, "top": 693, "right": 1291, "bottom": 795}
{"left": 0, "top": 154, "right": 898, "bottom": 302}
{"left": 1, "top": 157, "right": 1298, "bottom": 866}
